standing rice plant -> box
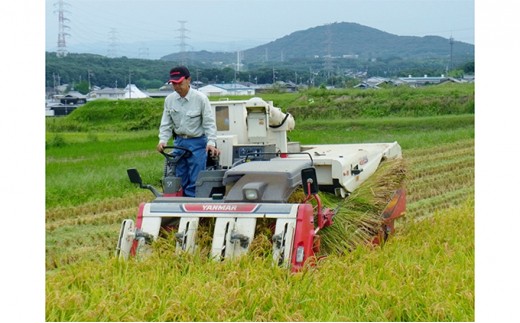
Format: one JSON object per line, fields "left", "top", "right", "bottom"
{"left": 238, "top": 157, "right": 408, "bottom": 257}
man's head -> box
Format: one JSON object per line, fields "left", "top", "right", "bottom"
{"left": 168, "top": 66, "right": 191, "bottom": 84}
{"left": 168, "top": 66, "right": 191, "bottom": 97}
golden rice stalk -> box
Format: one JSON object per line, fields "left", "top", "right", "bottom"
{"left": 319, "top": 157, "right": 407, "bottom": 255}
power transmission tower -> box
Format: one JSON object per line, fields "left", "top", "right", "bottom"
{"left": 448, "top": 36, "right": 454, "bottom": 73}
{"left": 54, "top": 0, "right": 70, "bottom": 57}
{"left": 176, "top": 21, "right": 190, "bottom": 65}
{"left": 107, "top": 28, "right": 119, "bottom": 58}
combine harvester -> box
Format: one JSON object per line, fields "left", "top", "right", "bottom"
{"left": 116, "top": 97, "right": 406, "bottom": 272}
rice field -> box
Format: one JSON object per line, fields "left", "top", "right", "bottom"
{"left": 45, "top": 133, "right": 473, "bottom": 320}
{"left": 44, "top": 94, "right": 475, "bottom": 321}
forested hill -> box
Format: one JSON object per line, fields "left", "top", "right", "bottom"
{"left": 162, "top": 22, "right": 474, "bottom": 63}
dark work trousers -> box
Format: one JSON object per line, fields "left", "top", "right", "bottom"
{"left": 173, "top": 135, "right": 207, "bottom": 197}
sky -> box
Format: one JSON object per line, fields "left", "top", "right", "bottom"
{"left": 2, "top": 1, "right": 520, "bottom": 322}
{"left": 45, "top": 0, "right": 475, "bottom": 59}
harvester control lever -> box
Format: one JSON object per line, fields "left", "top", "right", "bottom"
{"left": 230, "top": 231, "right": 250, "bottom": 248}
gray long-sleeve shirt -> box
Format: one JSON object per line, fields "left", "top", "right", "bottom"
{"left": 158, "top": 87, "right": 217, "bottom": 147}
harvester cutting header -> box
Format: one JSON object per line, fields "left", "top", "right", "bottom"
{"left": 116, "top": 97, "right": 406, "bottom": 272}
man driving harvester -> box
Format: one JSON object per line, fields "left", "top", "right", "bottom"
{"left": 156, "top": 66, "right": 220, "bottom": 197}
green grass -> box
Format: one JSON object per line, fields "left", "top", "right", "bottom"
{"left": 45, "top": 114, "right": 473, "bottom": 209}
{"left": 292, "top": 114, "right": 474, "bottom": 148}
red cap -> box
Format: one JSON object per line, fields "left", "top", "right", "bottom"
{"left": 168, "top": 66, "right": 190, "bottom": 83}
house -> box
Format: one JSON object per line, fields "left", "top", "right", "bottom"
{"left": 47, "top": 103, "right": 79, "bottom": 116}
{"left": 353, "top": 75, "right": 470, "bottom": 89}
{"left": 397, "top": 75, "right": 463, "bottom": 87}
{"left": 89, "top": 87, "right": 126, "bottom": 100}
{"left": 198, "top": 83, "right": 255, "bottom": 97}
{"left": 46, "top": 92, "right": 88, "bottom": 116}
{"left": 59, "top": 92, "right": 87, "bottom": 105}
{"left": 143, "top": 83, "right": 173, "bottom": 98}
{"left": 353, "top": 77, "right": 403, "bottom": 89}
{"left": 354, "top": 82, "right": 379, "bottom": 89}
{"left": 145, "top": 89, "right": 173, "bottom": 99}
{"left": 88, "top": 84, "right": 150, "bottom": 99}
{"left": 272, "top": 81, "right": 299, "bottom": 93}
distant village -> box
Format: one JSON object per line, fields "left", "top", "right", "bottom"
{"left": 45, "top": 74, "right": 474, "bottom": 117}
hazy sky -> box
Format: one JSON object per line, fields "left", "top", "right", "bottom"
{"left": 45, "top": 0, "right": 475, "bottom": 59}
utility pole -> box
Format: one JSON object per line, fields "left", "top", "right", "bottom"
{"left": 325, "top": 23, "right": 333, "bottom": 81}
{"left": 87, "top": 70, "right": 93, "bottom": 92}
{"left": 53, "top": 73, "right": 61, "bottom": 95}
{"left": 449, "top": 36, "right": 454, "bottom": 73}
{"left": 54, "top": 0, "right": 70, "bottom": 57}
{"left": 236, "top": 51, "right": 241, "bottom": 72}
{"left": 128, "top": 71, "right": 132, "bottom": 99}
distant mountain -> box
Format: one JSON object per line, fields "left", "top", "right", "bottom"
{"left": 62, "top": 39, "right": 264, "bottom": 60}
{"left": 46, "top": 22, "right": 475, "bottom": 89}
{"left": 161, "top": 22, "right": 474, "bottom": 64}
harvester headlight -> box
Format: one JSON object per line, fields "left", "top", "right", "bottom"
{"left": 244, "top": 189, "right": 258, "bottom": 200}
{"left": 242, "top": 182, "right": 266, "bottom": 201}
{"left": 296, "top": 246, "right": 305, "bottom": 263}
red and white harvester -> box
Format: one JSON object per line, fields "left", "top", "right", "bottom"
{"left": 116, "top": 97, "right": 406, "bottom": 272}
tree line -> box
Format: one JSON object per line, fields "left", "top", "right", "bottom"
{"left": 46, "top": 52, "right": 474, "bottom": 95}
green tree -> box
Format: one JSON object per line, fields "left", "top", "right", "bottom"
{"left": 448, "top": 69, "right": 464, "bottom": 78}
{"left": 74, "top": 80, "right": 91, "bottom": 94}
{"left": 462, "top": 61, "right": 474, "bottom": 74}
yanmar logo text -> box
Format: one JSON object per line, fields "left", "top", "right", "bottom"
{"left": 203, "top": 205, "right": 237, "bottom": 211}
{"left": 183, "top": 203, "right": 259, "bottom": 213}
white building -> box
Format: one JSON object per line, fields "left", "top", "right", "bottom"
{"left": 198, "top": 83, "right": 255, "bottom": 97}
{"left": 89, "top": 87, "right": 126, "bottom": 100}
